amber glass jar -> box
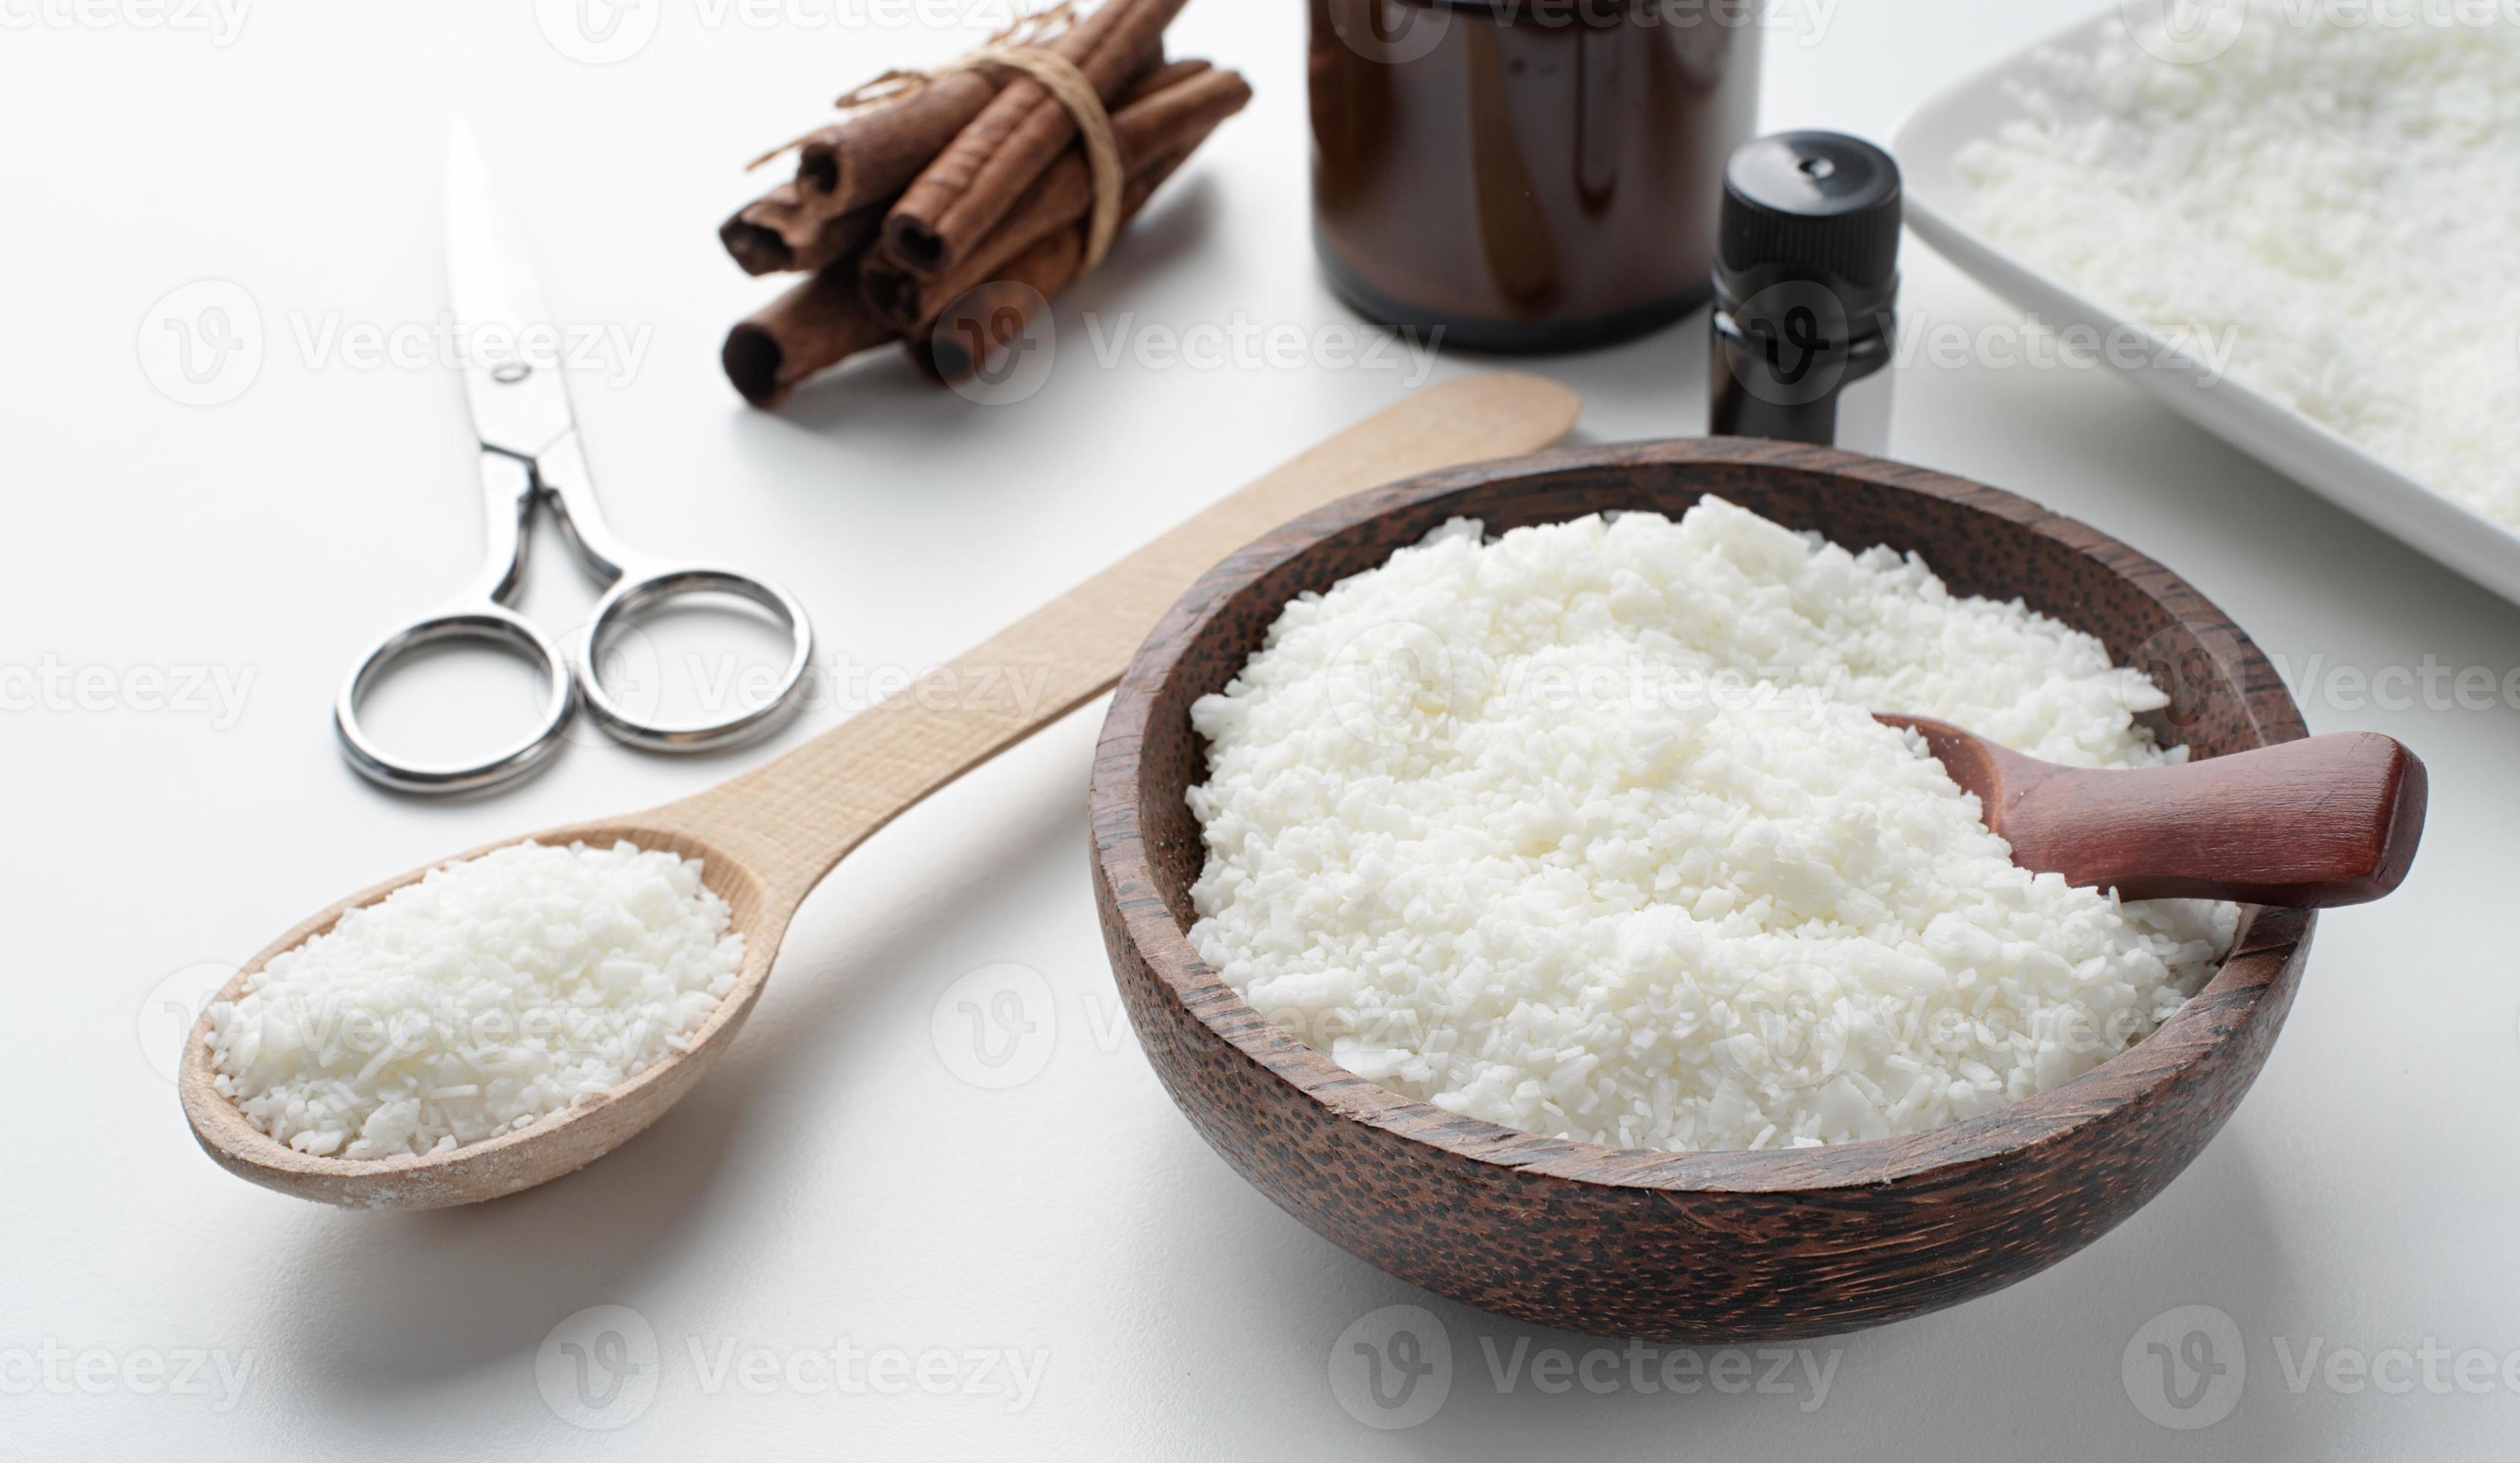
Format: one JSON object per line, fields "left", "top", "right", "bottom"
{"left": 1310, "top": 0, "right": 1762, "bottom": 352}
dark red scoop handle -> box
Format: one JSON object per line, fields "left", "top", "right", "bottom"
{"left": 1883, "top": 718, "right": 2427, "bottom": 908}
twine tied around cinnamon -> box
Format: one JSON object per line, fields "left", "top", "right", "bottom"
{"left": 746, "top": 1, "right": 1126, "bottom": 271}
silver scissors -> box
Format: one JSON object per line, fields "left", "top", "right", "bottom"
{"left": 336, "top": 122, "right": 814, "bottom": 795}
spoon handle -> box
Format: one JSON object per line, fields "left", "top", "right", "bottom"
{"left": 657, "top": 374, "right": 1582, "bottom": 907}
{"left": 2001, "top": 732, "right": 2427, "bottom": 907}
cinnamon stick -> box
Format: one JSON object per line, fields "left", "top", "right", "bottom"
{"left": 860, "top": 62, "right": 1247, "bottom": 331}
{"left": 904, "top": 228, "right": 1084, "bottom": 387}
{"left": 722, "top": 262, "right": 900, "bottom": 408}
{"left": 1117, "top": 56, "right": 1210, "bottom": 100}
{"left": 721, "top": 186, "right": 883, "bottom": 276}
{"left": 908, "top": 147, "right": 1195, "bottom": 386}
{"left": 884, "top": 0, "right": 1191, "bottom": 278}
{"left": 794, "top": 74, "right": 1004, "bottom": 219}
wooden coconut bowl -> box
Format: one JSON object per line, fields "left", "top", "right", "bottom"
{"left": 1089, "top": 437, "right": 2313, "bottom": 1343}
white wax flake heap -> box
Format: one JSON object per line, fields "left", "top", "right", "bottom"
{"left": 208, "top": 840, "right": 744, "bottom": 1160}
{"left": 1960, "top": 4, "right": 2520, "bottom": 527}
{"left": 1185, "top": 502, "right": 2237, "bottom": 1153}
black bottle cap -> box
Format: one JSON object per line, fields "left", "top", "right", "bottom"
{"left": 1716, "top": 131, "right": 1903, "bottom": 318}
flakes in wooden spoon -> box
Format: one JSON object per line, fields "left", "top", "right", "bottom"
{"left": 206, "top": 840, "right": 742, "bottom": 1160}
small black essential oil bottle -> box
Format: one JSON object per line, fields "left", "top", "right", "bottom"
{"left": 1707, "top": 131, "right": 1904, "bottom": 454}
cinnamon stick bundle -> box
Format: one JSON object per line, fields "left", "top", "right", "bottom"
{"left": 719, "top": 0, "right": 1242, "bottom": 408}
{"left": 725, "top": 96, "right": 1223, "bottom": 410}
{"left": 725, "top": 45, "right": 1185, "bottom": 279}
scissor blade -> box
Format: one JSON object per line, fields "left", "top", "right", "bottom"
{"left": 444, "top": 118, "right": 575, "bottom": 459}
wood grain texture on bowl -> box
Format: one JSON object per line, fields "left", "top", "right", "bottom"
{"left": 1090, "top": 437, "right": 2313, "bottom": 1343}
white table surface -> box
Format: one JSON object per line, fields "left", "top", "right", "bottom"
{"left": 6, "top": 1, "right": 2515, "bottom": 1457}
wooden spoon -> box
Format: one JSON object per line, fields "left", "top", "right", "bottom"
{"left": 178, "top": 374, "right": 1583, "bottom": 1209}
{"left": 1880, "top": 714, "right": 2427, "bottom": 906}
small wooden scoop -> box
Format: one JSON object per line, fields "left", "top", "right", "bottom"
{"left": 1880, "top": 715, "right": 2427, "bottom": 907}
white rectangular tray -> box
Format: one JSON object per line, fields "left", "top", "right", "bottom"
{"left": 1893, "top": 8, "right": 2520, "bottom": 607}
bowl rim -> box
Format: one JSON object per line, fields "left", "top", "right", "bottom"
{"left": 1091, "top": 435, "right": 2314, "bottom": 1197}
